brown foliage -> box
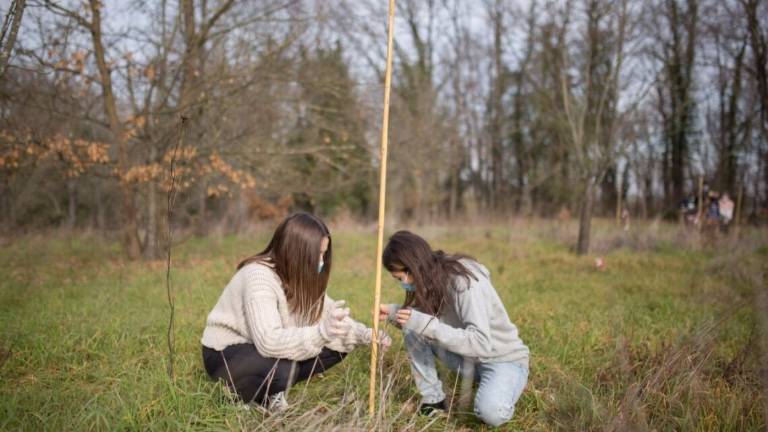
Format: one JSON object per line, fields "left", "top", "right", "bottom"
{"left": 246, "top": 192, "right": 294, "bottom": 221}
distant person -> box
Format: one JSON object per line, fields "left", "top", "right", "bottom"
{"left": 719, "top": 193, "right": 734, "bottom": 230}
{"left": 680, "top": 195, "right": 698, "bottom": 226}
{"left": 201, "top": 213, "right": 390, "bottom": 411}
{"left": 378, "top": 231, "right": 529, "bottom": 427}
{"left": 706, "top": 191, "right": 721, "bottom": 226}
{"left": 621, "top": 207, "right": 631, "bottom": 231}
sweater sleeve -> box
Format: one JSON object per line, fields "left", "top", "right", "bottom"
{"left": 403, "top": 281, "right": 493, "bottom": 358}
{"left": 241, "top": 266, "right": 328, "bottom": 361}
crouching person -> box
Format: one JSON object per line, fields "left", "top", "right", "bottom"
{"left": 379, "top": 231, "right": 529, "bottom": 427}
{"left": 201, "top": 213, "right": 390, "bottom": 411}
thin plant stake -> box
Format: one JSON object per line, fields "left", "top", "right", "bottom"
{"left": 165, "top": 115, "right": 188, "bottom": 379}
{"left": 369, "top": 0, "right": 396, "bottom": 416}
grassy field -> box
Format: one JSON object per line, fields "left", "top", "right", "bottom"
{"left": 0, "top": 220, "right": 766, "bottom": 431}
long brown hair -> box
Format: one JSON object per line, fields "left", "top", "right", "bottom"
{"left": 238, "top": 212, "right": 331, "bottom": 323}
{"left": 382, "top": 230, "right": 477, "bottom": 316}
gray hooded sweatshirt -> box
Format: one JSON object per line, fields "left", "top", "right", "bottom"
{"left": 387, "top": 259, "right": 529, "bottom": 367}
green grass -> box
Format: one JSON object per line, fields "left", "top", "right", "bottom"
{"left": 0, "top": 221, "right": 765, "bottom": 431}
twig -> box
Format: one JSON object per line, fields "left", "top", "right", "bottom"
{"left": 165, "top": 115, "right": 188, "bottom": 379}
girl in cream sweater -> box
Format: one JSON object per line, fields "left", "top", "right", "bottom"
{"left": 201, "top": 213, "right": 389, "bottom": 410}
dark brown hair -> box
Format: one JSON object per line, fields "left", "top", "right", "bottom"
{"left": 238, "top": 212, "right": 331, "bottom": 323}
{"left": 382, "top": 230, "right": 477, "bottom": 316}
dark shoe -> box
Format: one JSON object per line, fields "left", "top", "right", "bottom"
{"left": 419, "top": 400, "right": 446, "bottom": 416}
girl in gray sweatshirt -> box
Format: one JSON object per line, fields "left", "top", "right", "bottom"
{"left": 379, "top": 230, "right": 529, "bottom": 427}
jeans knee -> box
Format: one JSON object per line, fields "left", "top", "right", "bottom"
{"left": 474, "top": 400, "right": 513, "bottom": 427}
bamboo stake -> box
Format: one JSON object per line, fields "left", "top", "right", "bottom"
{"left": 369, "top": 0, "right": 396, "bottom": 417}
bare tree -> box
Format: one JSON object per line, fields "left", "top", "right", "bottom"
{"left": 740, "top": 0, "right": 768, "bottom": 210}
{"left": 89, "top": 0, "right": 143, "bottom": 258}
{"left": 557, "top": 0, "right": 634, "bottom": 254}
{"left": 704, "top": 2, "right": 750, "bottom": 194}
{"left": 653, "top": 0, "right": 699, "bottom": 212}
{"left": 0, "top": 0, "right": 26, "bottom": 80}
{"left": 484, "top": 0, "right": 507, "bottom": 211}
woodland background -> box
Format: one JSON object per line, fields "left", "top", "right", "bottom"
{"left": 0, "top": 0, "right": 766, "bottom": 258}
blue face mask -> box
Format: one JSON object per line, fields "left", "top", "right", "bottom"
{"left": 399, "top": 272, "right": 414, "bottom": 292}
{"left": 318, "top": 260, "right": 324, "bottom": 274}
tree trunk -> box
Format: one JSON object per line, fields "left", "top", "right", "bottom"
{"left": 743, "top": 0, "right": 768, "bottom": 211}
{"left": 743, "top": 0, "right": 767, "bottom": 135}
{"left": 143, "top": 145, "right": 159, "bottom": 259}
{"left": 671, "top": 142, "right": 686, "bottom": 207}
{"left": 66, "top": 178, "right": 77, "bottom": 230}
{"left": 120, "top": 191, "right": 142, "bottom": 259}
{"left": 236, "top": 190, "right": 248, "bottom": 232}
{"left": 643, "top": 160, "right": 655, "bottom": 217}
{"left": 760, "top": 147, "right": 768, "bottom": 213}
{"left": 656, "top": 0, "right": 698, "bottom": 213}
{"left": 196, "top": 183, "right": 208, "bottom": 236}
{"left": 9, "top": 195, "right": 14, "bottom": 227}
{"left": 448, "top": 145, "right": 461, "bottom": 220}
{"left": 489, "top": 0, "right": 504, "bottom": 212}
{"left": 577, "top": 181, "right": 595, "bottom": 255}
{"left": 561, "top": 146, "right": 572, "bottom": 212}
{"left": 0, "top": 183, "right": 10, "bottom": 228}
{"left": 512, "top": 80, "right": 527, "bottom": 213}
{"left": 88, "top": 0, "right": 141, "bottom": 259}
{"left": 601, "top": 166, "right": 617, "bottom": 216}
{"left": 95, "top": 185, "right": 106, "bottom": 231}
{"left": 0, "top": 186, "right": 4, "bottom": 228}
{"left": 144, "top": 176, "right": 158, "bottom": 259}
{"left": 0, "top": 0, "right": 26, "bottom": 80}
{"left": 179, "top": 0, "right": 199, "bottom": 114}
{"left": 662, "top": 137, "right": 671, "bottom": 209}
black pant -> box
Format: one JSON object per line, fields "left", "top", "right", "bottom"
{"left": 202, "top": 344, "right": 346, "bottom": 404}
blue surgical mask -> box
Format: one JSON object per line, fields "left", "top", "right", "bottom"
{"left": 400, "top": 272, "right": 414, "bottom": 292}
{"left": 318, "top": 260, "right": 324, "bottom": 274}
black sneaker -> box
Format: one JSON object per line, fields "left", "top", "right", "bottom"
{"left": 418, "top": 400, "right": 446, "bottom": 416}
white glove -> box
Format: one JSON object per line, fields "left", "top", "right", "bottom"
{"left": 319, "top": 300, "right": 351, "bottom": 340}
{"left": 361, "top": 328, "right": 392, "bottom": 350}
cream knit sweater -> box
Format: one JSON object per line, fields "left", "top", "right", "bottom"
{"left": 201, "top": 262, "right": 370, "bottom": 361}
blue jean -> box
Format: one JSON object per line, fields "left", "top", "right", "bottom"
{"left": 404, "top": 329, "right": 528, "bottom": 427}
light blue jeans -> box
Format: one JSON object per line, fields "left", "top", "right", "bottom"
{"left": 404, "top": 329, "right": 528, "bottom": 427}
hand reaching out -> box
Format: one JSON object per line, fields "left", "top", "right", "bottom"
{"left": 379, "top": 304, "right": 412, "bottom": 326}
{"left": 395, "top": 308, "right": 412, "bottom": 326}
{"left": 362, "top": 328, "right": 392, "bottom": 350}
{"left": 378, "top": 304, "right": 391, "bottom": 321}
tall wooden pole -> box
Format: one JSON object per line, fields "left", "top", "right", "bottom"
{"left": 369, "top": 0, "right": 396, "bottom": 416}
